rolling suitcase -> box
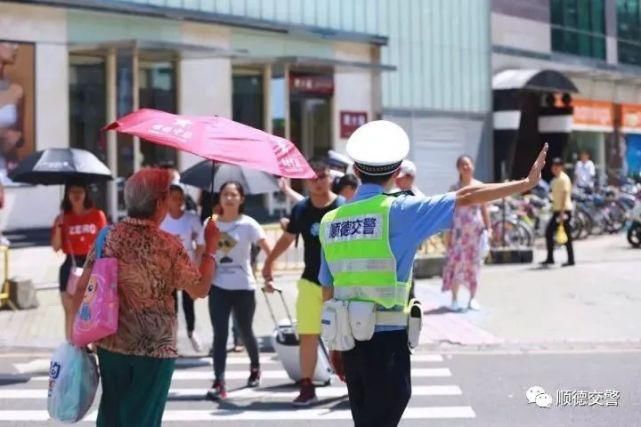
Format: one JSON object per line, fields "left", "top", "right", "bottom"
{"left": 261, "top": 287, "right": 333, "bottom": 386}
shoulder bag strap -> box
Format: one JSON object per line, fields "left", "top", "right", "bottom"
{"left": 61, "top": 216, "right": 77, "bottom": 267}
{"left": 94, "top": 226, "right": 111, "bottom": 260}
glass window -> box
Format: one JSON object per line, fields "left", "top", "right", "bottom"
{"left": 550, "top": 0, "right": 606, "bottom": 60}
{"left": 138, "top": 60, "right": 177, "bottom": 167}
{"left": 231, "top": 67, "right": 267, "bottom": 217}
{"left": 617, "top": 0, "right": 641, "bottom": 65}
{"left": 69, "top": 55, "right": 108, "bottom": 210}
{"left": 564, "top": 0, "right": 579, "bottom": 28}
{"left": 232, "top": 68, "right": 264, "bottom": 130}
{"left": 591, "top": 0, "right": 606, "bottom": 34}
{"left": 115, "top": 52, "right": 136, "bottom": 214}
{"left": 551, "top": 0, "right": 564, "bottom": 26}
{"left": 289, "top": 70, "right": 333, "bottom": 159}
{"left": 270, "top": 64, "right": 287, "bottom": 138}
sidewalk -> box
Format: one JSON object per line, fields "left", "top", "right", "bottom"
{"left": 416, "top": 233, "right": 641, "bottom": 351}
{"left": 0, "top": 269, "right": 303, "bottom": 352}
{"left": 0, "top": 234, "right": 638, "bottom": 353}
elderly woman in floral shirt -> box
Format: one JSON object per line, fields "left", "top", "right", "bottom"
{"left": 71, "top": 168, "right": 220, "bottom": 427}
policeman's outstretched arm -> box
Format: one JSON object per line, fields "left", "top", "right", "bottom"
{"left": 456, "top": 144, "right": 548, "bottom": 207}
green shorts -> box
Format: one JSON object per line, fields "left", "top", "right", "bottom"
{"left": 296, "top": 278, "right": 323, "bottom": 335}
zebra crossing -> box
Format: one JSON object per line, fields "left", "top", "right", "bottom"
{"left": 0, "top": 352, "right": 476, "bottom": 425}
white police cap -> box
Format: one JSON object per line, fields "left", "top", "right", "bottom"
{"left": 346, "top": 120, "right": 409, "bottom": 176}
{"left": 327, "top": 149, "right": 354, "bottom": 168}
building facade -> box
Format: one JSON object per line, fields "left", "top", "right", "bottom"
{"left": 1, "top": 0, "right": 493, "bottom": 230}
{"left": 492, "top": 0, "right": 641, "bottom": 183}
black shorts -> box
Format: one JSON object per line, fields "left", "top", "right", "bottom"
{"left": 59, "top": 254, "right": 87, "bottom": 292}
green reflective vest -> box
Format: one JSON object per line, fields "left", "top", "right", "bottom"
{"left": 319, "top": 195, "right": 409, "bottom": 309}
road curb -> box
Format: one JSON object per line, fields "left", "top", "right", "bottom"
{"left": 420, "top": 338, "right": 641, "bottom": 354}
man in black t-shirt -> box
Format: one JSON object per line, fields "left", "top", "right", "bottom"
{"left": 263, "top": 159, "right": 343, "bottom": 406}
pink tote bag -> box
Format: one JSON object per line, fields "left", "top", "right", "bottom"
{"left": 72, "top": 227, "right": 118, "bottom": 347}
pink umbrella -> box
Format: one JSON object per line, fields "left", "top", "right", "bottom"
{"left": 103, "top": 108, "right": 316, "bottom": 179}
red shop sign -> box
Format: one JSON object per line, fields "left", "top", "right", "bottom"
{"left": 340, "top": 111, "right": 368, "bottom": 139}
{"left": 289, "top": 73, "right": 334, "bottom": 96}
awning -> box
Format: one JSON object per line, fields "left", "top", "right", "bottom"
{"left": 492, "top": 69, "right": 579, "bottom": 93}
{"left": 22, "top": 0, "right": 389, "bottom": 46}
{"left": 68, "top": 39, "right": 245, "bottom": 61}
{"left": 233, "top": 55, "right": 396, "bottom": 72}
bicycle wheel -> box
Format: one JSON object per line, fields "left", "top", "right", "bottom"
{"left": 605, "top": 202, "right": 626, "bottom": 233}
{"left": 577, "top": 209, "right": 592, "bottom": 239}
{"left": 515, "top": 222, "right": 534, "bottom": 247}
{"left": 590, "top": 210, "right": 607, "bottom": 235}
{"left": 569, "top": 213, "right": 583, "bottom": 240}
{"left": 492, "top": 219, "right": 531, "bottom": 247}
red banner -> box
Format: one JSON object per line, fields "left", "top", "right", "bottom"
{"left": 289, "top": 73, "right": 334, "bottom": 96}
{"left": 340, "top": 111, "right": 368, "bottom": 139}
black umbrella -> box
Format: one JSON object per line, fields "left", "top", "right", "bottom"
{"left": 180, "top": 161, "right": 279, "bottom": 194}
{"left": 9, "top": 148, "right": 112, "bottom": 185}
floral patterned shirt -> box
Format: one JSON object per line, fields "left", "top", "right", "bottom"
{"left": 85, "top": 217, "right": 202, "bottom": 358}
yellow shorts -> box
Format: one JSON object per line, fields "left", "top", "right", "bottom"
{"left": 296, "top": 278, "right": 323, "bottom": 335}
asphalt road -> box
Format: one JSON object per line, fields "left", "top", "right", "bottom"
{"left": 0, "top": 349, "right": 639, "bottom": 426}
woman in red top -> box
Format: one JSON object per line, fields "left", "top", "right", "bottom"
{"left": 51, "top": 182, "right": 107, "bottom": 339}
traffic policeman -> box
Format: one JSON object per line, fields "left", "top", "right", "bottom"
{"left": 318, "top": 120, "right": 548, "bottom": 427}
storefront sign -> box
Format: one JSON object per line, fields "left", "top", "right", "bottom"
{"left": 340, "top": 111, "right": 368, "bottom": 138}
{"left": 289, "top": 73, "right": 334, "bottom": 96}
{"left": 621, "top": 104, "right": 641, "bottom": 134}
{"left": 572, "top": 99, "right": 614, "bottom": 131}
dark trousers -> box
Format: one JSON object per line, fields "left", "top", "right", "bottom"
{"left": 343, "top": 330, "right": 411, "bottom": 427}
{"left": 96, "top": 348, "right": 175, "bottom": 427}
{"left": 173, "top": 290, "right": 196, "bottom": 333}
{"left": 58, "top": 255, "right": 87, "bottom": 292}
{"left": 208, "top": 286, "right": 260, "bottom": 381}
{"left": 545, "top": 211, "right": 575, "bottom": 264}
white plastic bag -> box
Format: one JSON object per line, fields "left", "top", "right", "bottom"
{"left": 479, "top": 229, "right": 490, "bottom": 260}
{"left": 47, "top": 343, "right": 99, "bottom": 423}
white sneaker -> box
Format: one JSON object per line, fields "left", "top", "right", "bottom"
{"left": 188, "top": 332, "right": 202, "bottom": 353}
{"left": 468, "top": 299, "right": 481, "bottom": 311}
{"left": 449, "top": 301, "right": 462, "bottom": 312}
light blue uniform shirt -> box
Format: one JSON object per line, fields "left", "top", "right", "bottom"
{"left": 319, "top": 183, "right": 456, "bottom": 332}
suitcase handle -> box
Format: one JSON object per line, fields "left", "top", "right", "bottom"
{"left": 261, "top": 286, "right": 295, "bottom": 330}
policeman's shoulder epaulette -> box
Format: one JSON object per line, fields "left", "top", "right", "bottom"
{"left": 384, "top": 190, "right": 415, "bottom": 198}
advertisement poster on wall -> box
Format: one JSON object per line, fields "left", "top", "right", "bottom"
{"left": 0, "top": 41, "right": 35, "bottom": 185}
{"left": 621, "top": 104, "right": 641, "bottom": 178}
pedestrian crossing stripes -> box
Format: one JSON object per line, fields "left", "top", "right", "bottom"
{"left": 0, "top": 385, "right": 463, "bottom": 400}
{"left": 0, "top": 407, "right": 476, "bottom": 422}
{"left": 0, "top": 352, "right": 475, "bottom": 425}
{"left": 174, "top": 353, "right": 445, "bottom": 367}
{"left": 10, "top": 354, "right": 446, "bottom": 373}
{"left": 26, "top": 368, "right": 452, "bottom": 382}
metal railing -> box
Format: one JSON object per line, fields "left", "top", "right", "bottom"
{"left": 258, "top": 224, "right": 446, "bottom": 274}
{"left": 0, "top": 246, "right": 16, "bottom": 310}
{"left": 259, "top": 224, "right": 305, "bottom": 272}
